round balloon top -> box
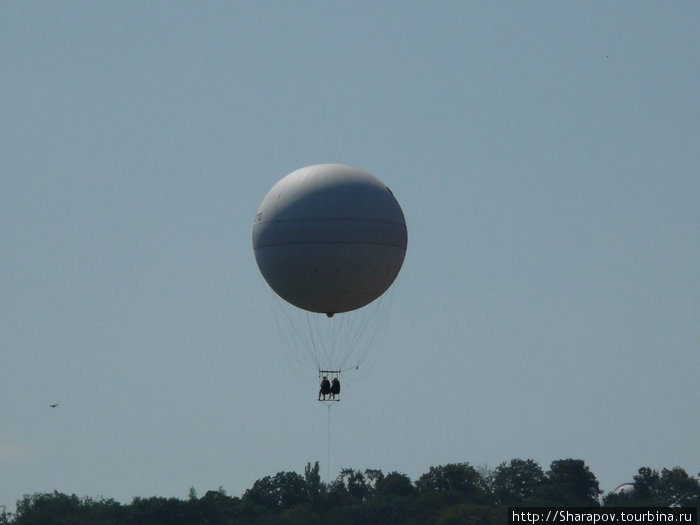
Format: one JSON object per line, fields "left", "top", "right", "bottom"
{"left": 612, "top": 483, "right": 635, "bottom": 497}
{"left": 252, "top": 164, "right": 407, "bottom": 315}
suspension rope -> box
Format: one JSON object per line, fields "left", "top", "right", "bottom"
{"left": 267, "top": 283, "right": 398, "bottom": 381}
{"left": 327, "top": 403, "right": 332, "bottom": 483}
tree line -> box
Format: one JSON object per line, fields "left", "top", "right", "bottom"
{"left": 2, "top": 459, "right": 698, "bottom": 525}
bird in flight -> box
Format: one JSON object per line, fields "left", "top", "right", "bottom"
{"left": 50, "top": 404, "right": 59, "bottom": 408}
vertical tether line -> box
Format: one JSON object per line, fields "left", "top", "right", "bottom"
{"left": 327, "top": 404, "right": 331, "bottom": 484}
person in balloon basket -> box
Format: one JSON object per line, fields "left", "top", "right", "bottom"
{"left": 330, "top": 377, "right": 340, "bottom": 399}
{"left": 319, "top": 376, "right": 331, "bottom": 400}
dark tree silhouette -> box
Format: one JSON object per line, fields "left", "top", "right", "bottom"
{"left": 4, "top": 459, "right": 698, "bottom": 524}
{"left": 493, "top": 458, "right": 546, "bottom": 505}
{"left": 538, "top": 458, "right": 601, "bottom": 506}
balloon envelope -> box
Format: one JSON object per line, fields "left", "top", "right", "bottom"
{"left": 252, "top": 164, "right": 407, "bottom": 315}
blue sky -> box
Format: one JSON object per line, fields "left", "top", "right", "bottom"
{"left": 2, "top": 1, "right": 698, "bottom": 509}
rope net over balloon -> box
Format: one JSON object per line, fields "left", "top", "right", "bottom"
{"left": 266, "top": 284, "right": 396, "bottom": 385}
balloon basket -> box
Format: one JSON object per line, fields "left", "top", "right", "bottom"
{"left": 318, "top": 370, "right": 341, "bottom": 403}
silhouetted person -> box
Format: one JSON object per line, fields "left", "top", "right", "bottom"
{"left": 319, "top": 376, "right": 331, "bottom": 400}
{"left": 330, "top": 377, "right": 340, "bottom": 399}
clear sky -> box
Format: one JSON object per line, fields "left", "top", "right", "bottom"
{"left": 2, "top": 1, "right": 698, "bottom": 510}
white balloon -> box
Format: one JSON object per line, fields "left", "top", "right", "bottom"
{"left": 252, "top": 164, "right": 407, "bottom": 315}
